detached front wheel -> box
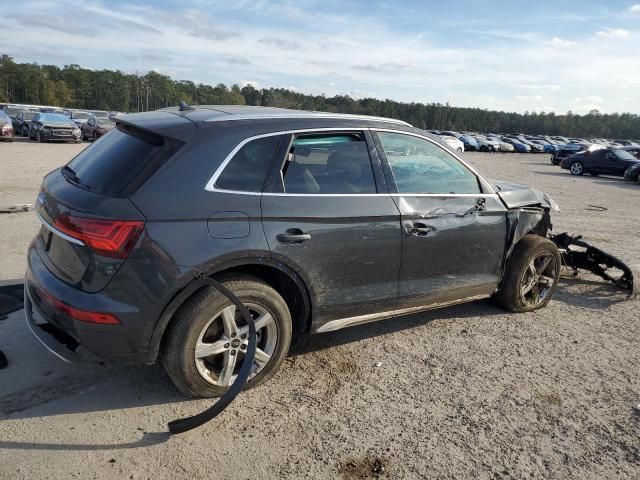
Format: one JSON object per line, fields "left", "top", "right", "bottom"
{"left": 494, "top": 235, "right": 561, "bottom": 312}
{"left": 162, "top": 276, "right": 292, "bottom": 398}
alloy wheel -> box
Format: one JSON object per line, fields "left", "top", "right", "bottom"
{"left": 570, "top": 162, "right": 583, "bottom": 175}
{"left": 518, "top": 252, "right": 558, "bottom": 308}
{"left": 194, "top": 303, "right": 277, "bottom": 387}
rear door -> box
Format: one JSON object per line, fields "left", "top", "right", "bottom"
{"left": 261, "top": 129, "right": 401, "bottom": 328}
{"left": 372, "top": 130, "right": 508, "bottom": 311}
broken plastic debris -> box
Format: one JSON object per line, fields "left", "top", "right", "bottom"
{"left": 0, "top": 204, "right": 32, "bottom": 214}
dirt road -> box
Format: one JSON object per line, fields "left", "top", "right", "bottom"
{"left": 1, "top": 139, "right": 639, "bottom": 479}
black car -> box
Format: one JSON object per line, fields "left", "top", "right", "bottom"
{"left": 560, "top": 147, "right": 640, "bottom": 177}
{"left": 29, "top": 113, "right": 82, "bottom": 143}
{"left": 25, "top": 106, "right": 563, "bottom": 398}
{"left": 14, "top": 110, "right": 39, "bottom": 137}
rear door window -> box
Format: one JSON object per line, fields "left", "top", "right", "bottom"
{"left": 67, "top": 125, "right": 182, "bottom": 197}
{"left": 281, "top": 133, "right": 377, "bottom": 194}
{"left": 215, "top": 135, "right": 282, "bottom": 192}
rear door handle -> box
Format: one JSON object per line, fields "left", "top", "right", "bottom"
{"left": 277, "top": 228, "right": 311, "bottom": 244}
{"left": 404, "top": 221, "right": 434, "bottom": 237}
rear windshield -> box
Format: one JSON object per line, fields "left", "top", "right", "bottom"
{"left": 66, "top": 125, "right": 183, "bottom": 196}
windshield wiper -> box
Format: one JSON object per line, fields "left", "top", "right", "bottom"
{"left": 61, "top": 165, "right": 82, "bottom": 185}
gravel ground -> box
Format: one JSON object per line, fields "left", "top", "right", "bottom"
{"left": 0, "top": 138, "right": 639, "bottom": 479}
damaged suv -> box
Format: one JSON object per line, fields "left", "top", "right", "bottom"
{"left": 26, "top": 106, "right": 628, "bottom": 398}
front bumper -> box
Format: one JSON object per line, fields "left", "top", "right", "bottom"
{"left": 40, "top": 130, "right": 80, "bottom": 142}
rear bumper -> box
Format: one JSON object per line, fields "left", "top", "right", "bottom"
{"left": 25, "top": 241, "right": 164, "bottom": 365}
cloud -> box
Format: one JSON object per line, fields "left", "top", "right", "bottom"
{"left": 629, "top": 4, "right": 640, "bottom": 13}
{"left": 223, "top": 56, "right": 251, "bottom": 65}
{"left": 548, "top": 37, "right": 575, "bottom": 47}
{"left": 519, "top": 84, "right": 561, "bottom": 91}
{"left": 595, "top": 29, "right": 631, "bottom": 38}
{"left": 351, "top": 62, "right": 416, "bottom": 72}
{"left": 179, "top": 10, "right": 241, "bottom": 41}
{"left": 259, "top": 37, "right": 301, "bottom": 50}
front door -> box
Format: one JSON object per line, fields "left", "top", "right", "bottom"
{"left": 373, "top": 130, "right": 508, "bottom": 310}
{"left": 261, "top": 130, "right": 402, "bottom": 328}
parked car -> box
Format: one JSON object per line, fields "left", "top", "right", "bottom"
{"left": 473, "top": 135, "right": 501, "bottom": 152}
{"left": 485, "top": 135, "right": 515, "bottom": 152}
{"left": 439, "top": 135, "right": 465, "bottom": 153}
{"left": 26, "top": 106, "right": 564, "bottom": 398}
{"left": 14, "top": 110, "right": 39, "bottom": 137}
{"left": 0, "top": 111, "right": 14, "bottom": 141}
{"left": 528, "top": 139, "right": 558, "bottom": 154}
{"left": 65, "top": 110, "right": 93, "bottom": 128}
{"left": 561, "top": 148, "right": 640, "bottom": 177}
{"left": 29, "top": 113, "right": 82, "bottom": 143}
{"left": 81, "top": 116, "right": 116, "bottom": 141}
{"left": 501, "top": 137, "right": 531, "bottom": 153}
{"left": 458, "top": 134, "right": 478, "bottom": 151}
{"left": 624, "top": 162, "right": 640, "bottom": 184}
{"left": 622, "top": 146, "right": 640, "bottom": 159}
{"left": 551, "top": 143, "right": 584, "bottom": 165}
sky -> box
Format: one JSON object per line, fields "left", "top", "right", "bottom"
{"left": 3, "top": 0, "right": 640, "bottom": 114}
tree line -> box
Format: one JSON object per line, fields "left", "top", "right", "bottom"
{"left": 1, "top": 54, "right": 639, "bottom": 139}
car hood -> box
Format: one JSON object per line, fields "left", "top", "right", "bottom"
{"left": 490, "top": 179, "right": 558, "bottom": 210}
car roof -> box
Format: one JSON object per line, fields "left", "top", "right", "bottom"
{"left": 158, "top": 104, "right": 412, "bottom": 127}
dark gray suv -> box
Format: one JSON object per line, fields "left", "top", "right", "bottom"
{"left": 25, "top": 105, "right": 562, "bottom": 398}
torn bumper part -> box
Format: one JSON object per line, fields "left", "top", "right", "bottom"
{"left": 551, "top": 233, "right": 638, "bottom": 299}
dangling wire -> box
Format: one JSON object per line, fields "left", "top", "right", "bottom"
{"left": 168, "top": 277, "right": 256, "bottom": 434}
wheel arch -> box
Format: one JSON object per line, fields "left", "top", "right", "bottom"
{"left": 145, "top": 257, "right": 313, "bottom": 363}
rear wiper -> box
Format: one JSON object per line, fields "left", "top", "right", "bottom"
{"left": 61, "top": 165, "right": 82, "bottom": 185}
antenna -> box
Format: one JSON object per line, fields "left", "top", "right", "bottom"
{"left": 179, "top": 101, "right": 195, "bottom": 111}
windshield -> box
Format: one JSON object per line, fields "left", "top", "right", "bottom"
{"left": 41, "top": 114, "right": 75, "bottom": 125}
{"left": 23, "top": 112, "right": 37, "bottom": 121}
{"left": 72, "top": 112, "right": 92, "bottom": 119}
{"left": 96, "top": 118, "right": 115, "bottom": 126}
{"left": 613, "top": 149, "right": 637, "bottom": 161}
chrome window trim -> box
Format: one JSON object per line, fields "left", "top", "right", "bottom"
{"left": 204, "top": 127, "right": 496, "bottom": 196}
{"left": 36, "top": 210, "right": 85, "bottom": 246}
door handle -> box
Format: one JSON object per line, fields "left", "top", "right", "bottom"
{"left": 404, "top": 221, "right": 434, "bottom": 237}
{"left": 277, "top": 228, "right": 311, "bottom": 244}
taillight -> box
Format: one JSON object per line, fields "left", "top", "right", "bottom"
{"left": 37, "top": 287, "right": 120, "bottom": 325}
{"left": 53, "top": 215, "right": 144, "bottom": 259}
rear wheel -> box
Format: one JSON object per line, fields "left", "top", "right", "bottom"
{"left": 494, "top": 235, "right": 561, "bottom": 313}
{"left": 569, "top": 161, "right": 584, "bottom": 175}
{"left": 162, "top": 276, "right": 292, "bottom": 398}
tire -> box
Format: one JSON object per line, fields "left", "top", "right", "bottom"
{"left": 569, "top": 161, "right": 584, "bottom": 175}
{"left": 480, "top": 146, "right": 489, "bottom": 152}
{"left": 36, "top": 131, "right": 43, "bottom": 143}
{"left": 22, "top": 126, "right": 29, "bottom": 137}
{"left": 456, "top": 147, "right": 463, "bottom": 154}
{"left": 493, "top": 235, "right": 561, "bottom": 313}
{"left": 162, "top": 276, "right": 292, "bottom": 398}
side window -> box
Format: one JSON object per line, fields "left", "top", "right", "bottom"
{"left": 215, "top": 135, "right": 281, "bottom": 192}
{"left": 377, "top": 132, "right": 481, "bottom": 194}
{"left": 282, "top": 132, "right": 376, "bottom": 194}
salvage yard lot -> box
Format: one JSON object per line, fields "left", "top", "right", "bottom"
{"left": 1, "top": 138, "right": 639, "bottom": 479}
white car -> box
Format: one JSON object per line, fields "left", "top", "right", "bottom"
{"left": 440, "top": 135, "right": 465, "bottom": 154}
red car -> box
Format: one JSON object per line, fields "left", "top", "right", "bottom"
{"left": 0, "top": 111, "right": 14, "bottom": 142}
{"left": 81, "top": 116, "right": 115, "bottom": 141}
